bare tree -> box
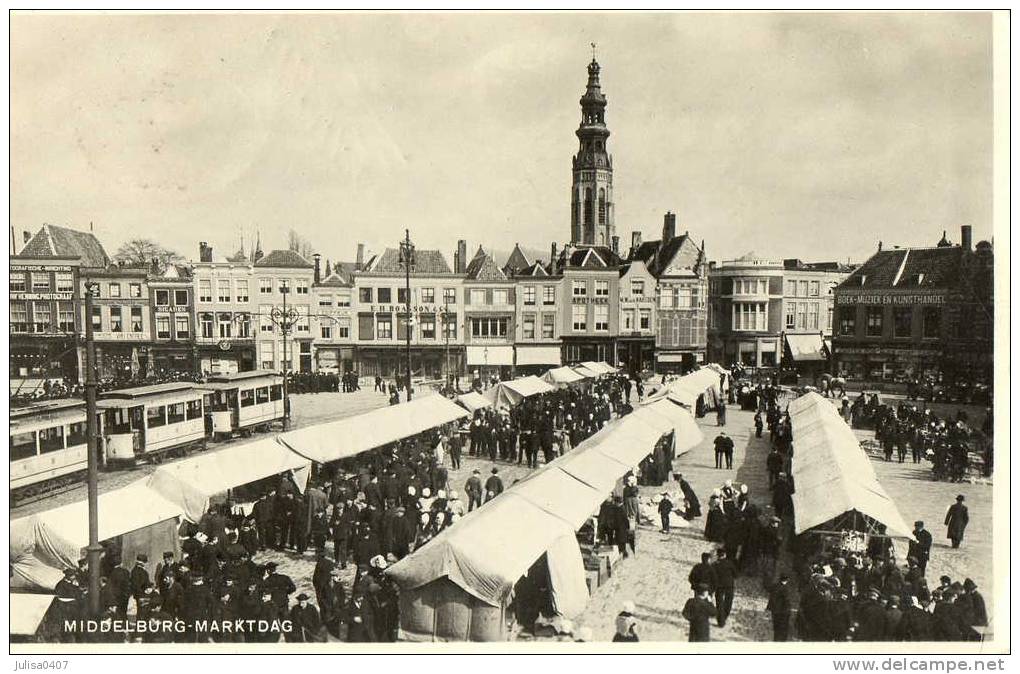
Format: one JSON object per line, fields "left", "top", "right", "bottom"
{"left": 113, "top": 239, "right": 184, "bottom": 271}
{"left": 287, "top": 228, "right": 315, "bottom": 260}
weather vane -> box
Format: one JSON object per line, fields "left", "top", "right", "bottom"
{"left": 591, "top": 42, "right": 597, "bottom": 61}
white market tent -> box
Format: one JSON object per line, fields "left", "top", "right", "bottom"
{"left": 541, "top": 366, "right": 587, "bottom": 387}
{"left": 11, "top": 594, "right": 55, "bottom": 636}
{"left": 485, "top": 375, "right": 555, "bottom": 410}
{"left": 277, "top": 394, "right": 469, "bottom": 464}
{"left": 789, "top": 393, "right": 912, "bottom": 538}
{"left": 146, "top": 436, "right": 312, "bottom": 523}
{"left": 10, "top": 480, "right": 184, "bottom": 591}
{"left": 570, "top": 363, "right": 600, "bottom": 379}
{"left": 666, "top": 367, "right": 723, "bottom": 411}
{"left": 456, "top": 391, "right": 493, "bottom": 412}
{"left": 581, "top": 361, "right": 616, "bottom": 375}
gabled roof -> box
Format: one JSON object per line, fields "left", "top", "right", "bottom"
{"left": 465, "top": 248, "right": 508, "bottom": 281}
{"left": 559, "top": 245, "right": 621, "bottom": 270}
{"left": 254, "top": 249, "right": 314, "bottom": 269}
{"left": 516, "top": 261, "right": 550, "bottom": 277}
{"left": 502, "top": 243, "right": 532, "bottom": 276}
{"left": 331, "top": 261, "right": 357, "bottom": 285}
{"left": 839, "top": 246, "right": 963, "bottom": 291}
{"left": 628, "top": 234, "right": 702, "bottom": 278}
{"left": 316, "top": 272, "right": 351, "bottom": 288}
{"left": 16, "top": 224, "right": 110, "bottom": 268}
{"left": 149, "top": 264, "right": 192, "bottom": 283}
{"left": 367, "top": 248, "right": 452, "bottom": 275}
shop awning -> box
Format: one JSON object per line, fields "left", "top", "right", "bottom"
{"left": 456, "top": 391, "right": 492, "bottom": 412}
{"left": 786, "top": 333, "right": 828, "bottom": 362}
{"left": 466, "top": 345, "right": 514, "bottom": 366}
{"left": 11, "top": 594, "right": 54, "bottom": 635}
{"left": 278, "top": 394, "right": 468, "bottom": 464}
{"left": 515, "top": 345, "right": 562, "bottom": 366}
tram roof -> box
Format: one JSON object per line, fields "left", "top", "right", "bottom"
{"left": 98, "top": 382, "right": 200, "bottom": 400}
{"left": 205, "top": 369, "right": 280, "bottom": 384}
{"left": 10, "top": 400, "right": 87, "bottom": 433}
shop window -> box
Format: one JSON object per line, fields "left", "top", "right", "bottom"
{"left": 922, "top": 307, "right": 941, "bottom": 339}
{"left": 893, "top": 308, "right": 913, "bottom": 338}
{"left": 866, "top": 307, "right": 884, "bottom": 337}
{"left": 378, "top": 287, "right": 392, "bottom": 303}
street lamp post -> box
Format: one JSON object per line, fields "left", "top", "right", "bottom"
{"left": 267, "top": 285, "right": 299, "bottom": 430}
{"left": 83, "top": 280, "right": 102, "bottom": 615}
{"left": 399, "top": 229, "right": 415, "bottom": 400}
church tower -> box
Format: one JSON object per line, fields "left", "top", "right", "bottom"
{"left": 571, "top": 48, "right": 614, "bottom": 247}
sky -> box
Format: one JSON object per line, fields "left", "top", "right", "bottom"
{"left": 10, "top": 12, "right": 995, "bottom": 267}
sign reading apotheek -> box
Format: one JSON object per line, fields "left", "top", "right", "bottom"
{"left": 836, "top": 293, "right": 945, "bottom": 306}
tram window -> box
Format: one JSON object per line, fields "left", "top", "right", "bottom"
{"left": 270, "top": 385, "right": 283, "bottom": 401}
{"left": 186, "top": 399, "right": 203, "bottom": 420}
{"left": 39, "top": 426, "right": 66, "bottom": 453}
{"left": 240, "top": 389, "right": 256, "bottom": 407}
{"left": 10, "top": 431, "right": 37, "bottom": 461}
{"left": 256, "top": 387, "right": 270, "bottom": 404}
{"left": 147, "top": 405, "right": 167, "bottom": 428}
{"left": 168, "top": 403, "right": 186, "bottom": 424}
{"left": 67, "top": 421, "right": 87, "bottom": 446}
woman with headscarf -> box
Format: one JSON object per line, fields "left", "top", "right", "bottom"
{"left": 704, "top": 491, "right": 728, "bottom": 542}
{"left": 613, "top": 600, "right": 640, "bottom": 642}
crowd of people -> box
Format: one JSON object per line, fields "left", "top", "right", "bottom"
{"left": 287, "top": 371, "right": 363, "bottom": 394}
{"left": 10, "top": 369, "right": 201, "bottom": 406}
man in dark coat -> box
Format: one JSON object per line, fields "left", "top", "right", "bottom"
{"left": 963, "top": 578, "right": 988, "bottom": 629}
{"left": 855, "top": 588, "right": 888, "bottom": 641}
{"left": 311, "top": 553, "right": 333, "bottom": 610}
{"left": 674, "top": 473, "right": 701, "bottom": 519}
{"left": 129, "top": 554, "right": 151, "bottom": 614}
{"left": 712, "top": 548, "right": 737, "bottom": 627}
{"left": 107, "top": 558, "right": 132, "bottom": 620}
{"left": 289, "top": 594, "right": 327, "bottom": 642}
{"left": 181, "top": 572, "right": 213, "bottom": 642}
{"left": 884, "top": 596, "right": 904, "bottom": 641}
{"left": 766, "top": 574, "right": 792, "bottom": 641}
{"left": 766, "top": 449, "right": 784, "bottom": 488}
{"left": 909, "top": 520, "right": 933, "bottom": 575}
{"left": 252, "top": 491, "right": 276, "bottom": 550}
{"left": 465, "top": 470, "right": 484, "bottom": 511}
{"left": 688, "top": 552, "right": 717, "bottom": 592}
{"left": 899, "top": 596, "right": 933, "bottom": 641}
{"left": 682, "top": 584, "right": 717, "bottom": 642}
{"left": 347, "top": 592, "right": 377, "bottom": 642}
{"left": 51, "top": 569, "right": 83, "bottom": 642}
{"left": 319, "top": 568, "right": 348, "bottom": 639}
{"left": 944, "top": 494, "right": 969, "bottom": 548}
{"left": 262, "top": 562, "right": 296, "bottom": 611}
{"left": 484, "top": 467, "right": 504, "bottom": 501}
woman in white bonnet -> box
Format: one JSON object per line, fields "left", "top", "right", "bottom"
{"left": 613, "top": 600, "right": 639, "bottom": 642}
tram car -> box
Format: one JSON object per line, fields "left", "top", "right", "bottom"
{"left": 10, "top": 399, "right": 93, "bottom": 501}
{"left": 97, "top": 382, "right": 208, "bottom": 465}
{"left": 201, "top": 370, "right": 285, "bottom": 439}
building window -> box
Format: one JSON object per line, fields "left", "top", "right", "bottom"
{"left": 376, "top": 314, "right": 393, "bottom": 339}
{"left": 572, "top": 305, "right": 587, "bottom": 331}
{"left": 594, "top": 280, "right": 609, "bottom": 297}
{"left": 321, "top": 324, "right": 333, "bottom": 340}
{"left": 677, "top": 287, "right": 693, "bottom": 308}
{"left": 734, "top": 278, "right": 767, "bottom": 295}
{"left": 397, "top": 287, "right": 410, "bottom": 305}
{"left": 337, "top": 290, "right": 351, "bottom": 307}
{"left": 296, "top": 314, "right": 310, "bottom": 334}
{"left": 156, "top": 316, "right": 171, "bottom": 339}
{"left": 631, "top": 280, "right": 644, "bottom": 296}
{"left": 218, "top": 313, "right": 233, "bottom": 338}
{"left": 623, "top": 309, "right": 635, "bottom": 331}
{"left": 470, "top": 317, "right": 509, "bottom": 338}
{"left": 278, "top": 278, "right": 291, "bottom": 294}
{"left": 91, "top": 306, "right": 103, "bottom": 332}
{"left": 543, "top": 286, "right": 555, "bottom": 305}
{"left": 809, "top": 281, "right": 820, "bottom": 296}
{"left": 129, "top": 283, "right": 142, "bottom": 298}
{"left": 200, "top": 313, "right": 214, "bottom": 338}
{"left": 156, "top": 290, "right": 170, "bottom": 307}
{"left": 732, "top": 302, "right": 767, "bottom": 331}
{"left": 469, "top": 288, "right": 486, "bottom": 305}
{"left": 10, "top": 272, "right": 26, "bottom": 292}
{"left": 796, "top": 302, "right": 807, "bottom": 330}
{"left": 337, "top": 325, "right": 350, "bottom": 339}
{"left": 808, "top": 303, "right": 819, "bottom": 330}
{"left": 542, "top": 313, "right": 555, "bottom": 338}
{"left": 421, "top": 287, "right": 435, "bottom": 304}
{"left": 358, "top": 314, "right": 374, "bottom": 340}
{"left": 799, "top": 280, "right": 809, "bottom": 297}
{"left": 572, "top": 280, "right": 587, "bottom": 297}
{"left": 199, "top": 280, "right": 213, "bottom": 302}
{"left": 236, "top": 280, "right": 249, "bottom": 303}
{"left": 866, "top": 307, "right": 884, "bottom": 337}
{"left": 493, "top": 289, "right": 510, "bottom": 305}
{"left": 660, "top": 287, "right": 675, "bottom": 308}
{"left": 639, "top": 309, "right": 651, "bottom": 330}
{"left": 10, "top": 301, "right": 28, "bottom": 332}
{"left": 523, "top": 314, "right": 536, "bottom": 339}
{"left": 785, "top": 302, "right": 796, "bottom": 329}
{"left": 320, "top": 294, "right": 335, "bottom": 309}
{"left": 260, "top": 340, "right": 274, "bottom": 370}
{"left": 108, "top": 283, "right": 121, "bottom": 298}
{"left": 922, "top": 307, "right": 941, "bottom": 339}
{"left": 237, "top": 313, "right": 251, "bottom": 338}
{"left": 58, "top": 302, "right": 74, "bottom": 332}
{"left": 443, "top": 288, "right": 456, "bottom": 305}
{"left": 359, "top": 287, "right": 373, "bottom": 303}
{"left": 837, "top": 307, "right": 855, "bottom": 337}
{"left": 260, "top": 305, "right": 274, "bottom": 333}
{"left": 420, "top": 314, "right": 436, "bottom": 339}
{"left": 107, "top": 306, "right": 122, "bottom": 333}
{"left": 217, "top": 280, "right": 230, "bottom": 302}
{"left": 174, "top": 289, "right": 188, "bottom": 306}
{"left": 442, "top": 313, "right": 457, "bottom": 339}
{"left": 260, "top": 278, "right": 273, "bottom": 294}
{"left": 523, "top": 286, "right": 536, "bottom": 305}
{"left": 131, "top": 307, "right": 143, "bottom": 332}
{"left": 56, "top": 273, "right": 74, "bottom": 293}
{"left": 893, "top": 307, "right": 913, "bottom": 338}
{"left": 175, "top": 315, "right": 190, "bottom": 339}
{"left": 827, "top": 307, "right": 834, "bottom": 331}
{"left": 296, "top": 279, "right": 309, "bottom": 295}
{"left": 378, "top": 287, "right": 392, "bottom": 303}
{"left": 31, "top": 273, "right": 51, "bottom": 292}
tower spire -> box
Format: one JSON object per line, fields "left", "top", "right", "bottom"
{"left": 570, "top": 50, "right": 614, "bottom": 247}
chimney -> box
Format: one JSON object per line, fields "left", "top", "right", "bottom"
{"left": 631, "top": 231, "right": 642, "bottom": 255}
{"left": 313, "top": 253, "right": 321, "bottom": 285}
{"left": 355, "top": 243, "right": 365, "bottom": 271}
{"left": 611, "top": 235, "right": 619, "bottom": 255}
{"left": 199, "top": 241, "right": 212, "bottom": 263}
{"left": 456, "top": 239, "right": 467, "bottom": 274}
{"left": 878, "top": 240, "right": 883, "bottom": 251}
{"left": 550, "top": 242, "right": 558, "bottom": 275}
{"left": 961, "top": 225, "right": 972, "bottom": 252}
{"left": 662, "top": 212, "right": 676, "bottom": 242}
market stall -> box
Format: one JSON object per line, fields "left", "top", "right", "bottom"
{"left": 485, "top": 375, "right": 555, "bottom": 410}
{"left": 541, "top": 366, "right": 588, "bottom": 388}
{"left": 456, "top": 391, "right": 493, "bottom": 413}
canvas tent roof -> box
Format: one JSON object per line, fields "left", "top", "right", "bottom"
{"left": 790, "top": 394, "right": 912, "bottom": 537}
{"left": 785, "top": 333, "right": 828, "bottom": 362}
{"left": 705, "top": 363, "right": 731, "bottom": 377}
{"left": 456, "top": 391, "right": 492, "bottom": 412}
{"left": 542, "top": 366, "right": 587, "bottom": 386}
{"left": 636, "top": 398, "right": 704, "bottom": 454}
{"left": 277, "top": 394, "right": 468, "bottom": 464}
{"left": 10, "top": 594, "right": 54, "bottom": 635}
{"left": 570, "top": 364, "right": 600, "bottom": 379}
{"left": 581, "top": 361, "right": 616, "bottom": 375}
{"left": 147, "top": 437, "right": 311, "bottom": 523}
{"left": 486, "top": 376, "right": 555, "bottom": 409}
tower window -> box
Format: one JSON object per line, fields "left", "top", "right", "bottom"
{"left": 598, "top": 188, "right": 606, "bottom": 225}
{"left": 583, "top": 188, "right": 593, "bottom": 226}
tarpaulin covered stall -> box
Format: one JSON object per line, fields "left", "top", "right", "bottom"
{"left": 10, "top": 480, "right": 184, "bottom": 591}
{"left": 277, "top": 394, "right": 468, "bottom": 463}
{"left": 790, "top": 393, "right": 912, "bottom": 539}
{"left": 146, "top": 436, "right": 312, "bottom": 523}
{"left": 666, "top": 367, "right": 723, "bottom": 414}
{"left": 10, "top": 594, "right": 55, "bottom": 636}
{"left": 456, "top": 391, "right": 493, "bottom": 412}
{"left": 569, "top": 363, "right": 600, "bottom": 379}
{"left": 581, "top": 361, "right": 616, "bottom": 375}
{"left": 541, "top": 366, "right": 587, "bottom": 388}
{"left": 485, "top": 375, "right": 555, "bottom": 410}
